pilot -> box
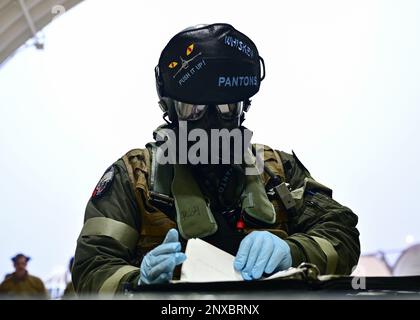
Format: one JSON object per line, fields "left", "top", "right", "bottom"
{"left": 72, "top": 23, "right": 360, "bottom": 293}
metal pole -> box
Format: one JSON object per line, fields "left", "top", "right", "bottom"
{"left": 17, "top": 0, "right": 43, "bottom": 49}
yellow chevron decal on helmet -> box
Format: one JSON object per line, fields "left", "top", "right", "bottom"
{"left": 168, "top": 61, "right": 178, "bottom": 69}
{"left": 186, "top": 44, "right": 194, "bottom": 56}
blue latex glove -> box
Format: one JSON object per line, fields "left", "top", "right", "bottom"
{"left": 234, "top": 231, "right": 292, "bottom": 280}
{"left": 139, "top": 229, "right": 187, "bottom": 285}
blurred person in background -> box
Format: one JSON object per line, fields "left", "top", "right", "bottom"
{"left": 62, "top": 257, "right": 76, "bottom": 298}
{"left": 0, "top": 253, "right": 47, "bottom": 298}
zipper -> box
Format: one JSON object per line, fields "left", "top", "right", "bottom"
{"left": 305, "top": 199, "right": 327, "bottom": 213}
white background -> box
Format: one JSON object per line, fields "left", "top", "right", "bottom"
{"left": 0, "top": 0, "right": 419, "bottom": 280}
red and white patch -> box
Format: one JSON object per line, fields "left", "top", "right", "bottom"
{"left": 92, "top": 166, "right": 115, "bottom": 199}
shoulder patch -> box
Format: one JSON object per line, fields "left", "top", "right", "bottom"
{"left": 92, "top": 166, "right": 115, "bottom": 199}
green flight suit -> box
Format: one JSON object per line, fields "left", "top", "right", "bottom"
{"left": 72, "top": 149, "right": 360, "bottom": 294}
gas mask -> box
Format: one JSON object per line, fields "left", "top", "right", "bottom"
{"left": 173, "top": 100, "right": 252, "bottom": 165}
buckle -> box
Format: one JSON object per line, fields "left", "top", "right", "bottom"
{"left": 149, "top": 191, "right": 174, "bottom": 207}
{"left": 273, "top": 182, "right": 296, "bottom": 210}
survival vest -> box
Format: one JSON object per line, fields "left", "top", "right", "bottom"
{"left": 122, "top": 144, "right": 291, "bottom": 261}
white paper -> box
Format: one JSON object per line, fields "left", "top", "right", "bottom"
{"left": 264, "top": 268, "right": 302, "bottom": 280}
{"left": 179, "top": 238, "right": 300, "bottom": 283}
{"left": 180, "top": 238, "right": 243, "bottom": 282}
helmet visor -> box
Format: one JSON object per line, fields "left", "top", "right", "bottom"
{"left": 216, "top": 102, "right": 244, "bottom": 120}
{"left": 174, "top": 101, "right": 243, "bottom": 121}
{"left": 174, "top": 101, "right": 207, "bottom": 121}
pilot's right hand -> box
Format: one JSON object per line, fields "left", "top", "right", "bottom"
{"left": 139, "top": 228, "right": 187, "bottom": 285}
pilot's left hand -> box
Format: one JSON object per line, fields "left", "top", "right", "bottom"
{"left": 234, "top": 231, "right": 292, "bottom": 280}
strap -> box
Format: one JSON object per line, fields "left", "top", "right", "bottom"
{"left": 262, "top": 144, "right": 286, "bottom": 180}
{"left": 147, "top": 143, "right": 174, "bottom": 202}
{"left": 122, "top": 148, "right": 150, "bottom": 193}
{"left": 99, "top": 265, "right": 138, "bottom": 294}
{"left": 241, "top": 173, "right": 276, "bottom": 225}
{"left": 239, "top": 146, "right": 277, "bottom": 225}
{"left": 171, "top": 164, "right": 218, "bottom": 239}
{"left": 311, "top": 236, "right": 338, "bottom": 275}
{"left": 80, "top": 217, "right": 139, "bottom": 251}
